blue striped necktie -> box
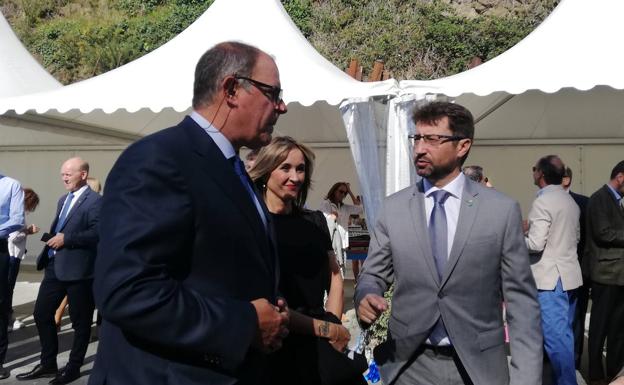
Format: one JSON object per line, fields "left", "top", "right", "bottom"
{"left": 48, "top": 192, "right": 74, "bottom": 257}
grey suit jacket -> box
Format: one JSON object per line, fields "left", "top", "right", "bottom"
{"left": 355, "top": 179, "right": 543, "bottom": 385}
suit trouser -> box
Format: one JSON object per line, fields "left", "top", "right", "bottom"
{"left": 573, "top": 276, "right": 590, "bottom": 369}
{"left": 588, "top": 282, "right": 624, "bottom": 381}
{"left": 0, "top": 240, "right": 10, "bottom": 365}
{"left": 537, "top": 278, "right": 577, "bottom": 385}
{"left": 7, "top": 256, "right": 21, "bottom": 312}
{"left": 394, "top": 346, "right": 473, "bottom": 385}
{"left": 33, "top": 259, "right": 95, "bottom": 370}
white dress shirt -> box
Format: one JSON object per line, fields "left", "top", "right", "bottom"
{"left": 423, "top": 172, "right": 465, "bottom": 260}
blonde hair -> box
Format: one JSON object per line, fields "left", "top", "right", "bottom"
{"left": 248, "top": 136, "right": 315, "bottom": 210}
{"left": 86, "top": 177, "right": 102, "bottom": 194}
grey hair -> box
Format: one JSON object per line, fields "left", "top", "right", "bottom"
{"left": 192, "top": 41, "right": 262, "bottom": 108}
{"left": 463, "top": 165, "right": 484, "bottom": 183}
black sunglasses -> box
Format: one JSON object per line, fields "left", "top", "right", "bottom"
{"left": 408, "top": 134, "right": 467, "bottom": 146}
{"left": 234, "top": 74, "right": 283, "bottom": 104}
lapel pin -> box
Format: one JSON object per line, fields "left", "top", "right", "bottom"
{"left": 466, "top": 199, "right": 474, "bottom": 207}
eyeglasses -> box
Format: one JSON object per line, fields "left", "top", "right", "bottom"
{"left": 234, "top": 74, "right": 283, "bottom": 104}
{"left": 408, "top": 134, "right": 467, "bottom": 146}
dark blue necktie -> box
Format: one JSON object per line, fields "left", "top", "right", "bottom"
{"left": 49, "top": 192, "right": 74, "bottom": 257}
{"left": 231, "top": 156, "right": 267, "bottom": 230}
{"left": 231, "top": 156, "right": 256, "bottom": 203}
{"left": 429, "top": 189, "right": 450, "bottom": 344}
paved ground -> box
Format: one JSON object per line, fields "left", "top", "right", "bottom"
{"left": 3, "top": 267, "right": 591, "bottom": 384}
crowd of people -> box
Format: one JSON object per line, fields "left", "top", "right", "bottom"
{"left": 0, "top": 41, "right": 623, "bottom": 385}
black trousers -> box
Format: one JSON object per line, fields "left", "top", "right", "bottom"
{"left": 0, "top": 239, "right": 10, "bottom": 365}
{"left": 33, "top": 259, "right": 95, "bottom": 370}
{"left": 573, "top": 277, "right": 590, "bottom": 368}
{"left": 588, "top": 282, "right": 624, "bottom": 380}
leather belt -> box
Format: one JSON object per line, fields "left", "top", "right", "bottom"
{"left": 422, "top": 344, "right": 455, "bottom": 357}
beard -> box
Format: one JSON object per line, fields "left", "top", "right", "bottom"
{"left": 414, "top": 156, "right": 458, "bottom": 182}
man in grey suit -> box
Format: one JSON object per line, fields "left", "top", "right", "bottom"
{"left": 525, "top": 155, "right": 581, "bottom": 385}
{"left": 355, "top": 101, "right": 542, "bottom": 385}
{"left": 586, "top": 160, "right": 624, "bottom": 385}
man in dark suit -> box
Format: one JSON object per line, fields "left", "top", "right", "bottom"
{"left": 562, "top": 166, "right": 590, "bottom": 368}
{"left": 16, "top": 157, "right": 101, "bottom": 384}
{"left": 88, "top": 42, "right": 289, "bottom": 385}
{"left": 586, "top": 160, "right": 624, "bottom": 385}
{"left": 355, "top": 102, "right": 542, "bottom": 385}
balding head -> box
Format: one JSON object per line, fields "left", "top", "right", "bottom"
{"left": 61, "top": 157, "right": 89, "bottom": 192}
{"left": 533, "top": 155, "right": 564, "bottom": 188}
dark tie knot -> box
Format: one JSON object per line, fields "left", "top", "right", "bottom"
{"left": 430, "top": 190, "right": 450, "bottom": 206}
{"left": 230, "top": 156, "right": 246, "bottom": 177}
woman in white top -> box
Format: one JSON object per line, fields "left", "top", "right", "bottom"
{"left": 319, "top": 182, "right": 363, "bottom": 279}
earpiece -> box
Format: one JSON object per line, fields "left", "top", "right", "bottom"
{"left": 227, "top": 79, "right": 236, "bottom": 96}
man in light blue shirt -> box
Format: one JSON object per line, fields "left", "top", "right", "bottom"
{"left": 0, "top": 173, "right": 25, "bottom": 379}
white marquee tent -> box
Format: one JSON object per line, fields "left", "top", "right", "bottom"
{"left": 3, "top": 0, "right": 624, "bottom": 247}
{"left": 0, "top": 12, "right": 61, "bottom": 98}
{"left": 383, "top": 0, "right": 624, "bottom": 213}
{"left": 0, "top": 0, "right": 397, "bottom": 263}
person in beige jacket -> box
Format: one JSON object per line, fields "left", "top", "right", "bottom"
{"left": 525, "top": 155, "right": 582, "bottom": 385}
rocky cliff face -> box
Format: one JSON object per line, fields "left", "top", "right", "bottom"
{"left": 442, "top": 0, "right": 561, "bottom": 18}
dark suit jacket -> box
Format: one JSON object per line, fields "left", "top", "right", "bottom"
{"left": 586, "top": 184, "right": 624, "bottom": 285}
{"left": 89, "top": 116, "right": 279, "bottom": 385}
{"left": 37, "top": 187, "right": 101, "bottom": 281}
{"left": 569, "top": 190, "right": 589, "bottom": 276}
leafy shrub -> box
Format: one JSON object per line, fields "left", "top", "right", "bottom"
{"left": 3, "top": 0, "right": 557, "bottom": 84}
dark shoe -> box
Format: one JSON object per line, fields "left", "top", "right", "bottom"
{"left": 49, "top": 368, "right": 80, "bottom": 385}
{"left": 16, "top": 364, "right": 58, "bottom": 380}
{"left": 0, "top": 366, "right": 9, "bottom": 380}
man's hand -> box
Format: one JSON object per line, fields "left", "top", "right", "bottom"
{"left": 610, "top": 376, "right": 624, "bottom": 385}
{"left": 47, "top": 233, "right": 65, "bottom": 249}
{"left": 251, "top": 298, "right": 289, "bottom": 353}
{"left": 27, "top": 224, "right": 39, "bottom": 234}
{"left": 522, "top": 219, "right": 529, "bottom": 235}
{"left": 357, "top": 294, "right": 388, "bottom": 326}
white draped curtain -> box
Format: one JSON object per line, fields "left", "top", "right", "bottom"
{"left": 340, "top": 94, "right": 439, "bottom": 227}
{"left": 339, "top": 97, "right": 388, "bottom": 228}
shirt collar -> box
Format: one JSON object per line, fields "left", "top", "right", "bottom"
{"left": 536, "top": 184, "right": 562, "bottom": 197}
{"left": 606, "top": 183, "right": 622, "bottom": 201}
{"left": 190, "top": 111, "right": 236, "bottom": 160}
{"left": 70, "top": 184, "right": 89, "bottom": 200}
{"left": 424, "top": 172, "right": 465, "bottom": 199}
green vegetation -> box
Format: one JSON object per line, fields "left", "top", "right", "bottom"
{"left": 0, "top": 0, "right": 558, "bottom": 84}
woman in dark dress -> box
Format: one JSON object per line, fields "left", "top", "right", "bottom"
{"left": 250, "top": 136, "right": 364, "bottom": 385}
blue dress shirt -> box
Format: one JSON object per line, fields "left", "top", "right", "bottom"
{"left": 0, "top": 175, "right": 25, "bottom": 239}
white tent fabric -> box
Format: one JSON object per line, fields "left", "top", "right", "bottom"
{"left": 336, "top": 0, "right": 624, "bottom": 219}
{"left": 400, "top": 0, "right": 624, "bottom": 97}
{"left": 0, "top": 0, "right": 395, "bottom": 120}
{"left": 0, "top": 12, "right": 61, "bottom": 98}
{"left": 0, "top": 0, "right": 397, "bottom": 254}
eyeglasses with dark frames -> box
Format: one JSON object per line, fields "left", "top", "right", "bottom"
{"left": 234, "top": 74, "right": 283, "bottom": 104}
{"left": 408, "top": 134, "right": 467, "bottom": 146}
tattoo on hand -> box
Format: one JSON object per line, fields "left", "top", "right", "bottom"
{"left": 319, "top": 321, "right": 330, "bottom": 337}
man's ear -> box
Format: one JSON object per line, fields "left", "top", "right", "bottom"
{"left": 457, "top": 138, "right": 472, "bottom": 158}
